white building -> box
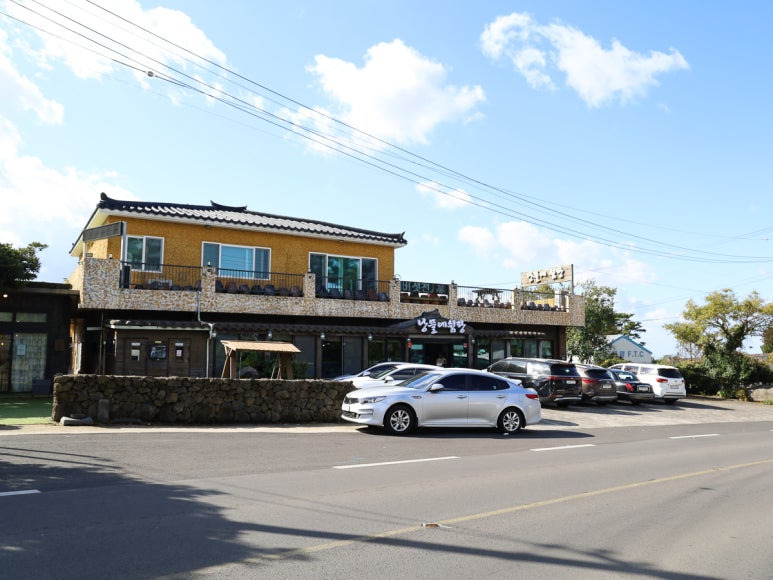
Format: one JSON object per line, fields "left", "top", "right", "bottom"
{"left": 607, "top": 334, "right": 653, "bottom": 364}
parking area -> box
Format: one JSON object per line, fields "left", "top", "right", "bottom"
{"left": 533, "top": 396, "right": 773, "bottom": 430}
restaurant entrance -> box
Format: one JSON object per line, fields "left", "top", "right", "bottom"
{"left": 407, "top": 337, "right": 468, "bottom": 368}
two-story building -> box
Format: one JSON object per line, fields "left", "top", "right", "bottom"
{"left": 67, "top": 193, "right": 585, "bottom": 379}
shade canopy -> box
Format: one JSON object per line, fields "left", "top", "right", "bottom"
{"left": 220, "top": 340, "right": 301, "bottom": 379}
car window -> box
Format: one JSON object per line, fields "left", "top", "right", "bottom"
{"left": 527, "top": 362, "right": 549, "bottom": 375}
{"left": 435, "top": 373, "right": 467, "bottom": 391}
{"left": 584, "top": 368, "right": 612, "bottom": 380}
{"left": 615, "top": 371, "right": 637, "bottom": 381}
{"left": 489, "top": 361, "right": 509, "bottom": 373}
{"left": 508, "top": 361, "right": 527, "bottom": 373}
{"left": 390, "top": 368, "right": 422, "bottom": 380}
{"left": 658, "top": 368, "right": 683, "bottom": 379}
{"left": 638, "top": 367, "right": 655, "bottom": 375}
{"left": 549, "top": 363, "right": 579, "bottom": 377}
{"left": 401, "top": 372, "right": 443, "bottom": 390}
{"left": 469, "top": 374, "right": 510, "bottom": 391}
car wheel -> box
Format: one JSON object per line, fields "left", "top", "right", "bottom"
{"left": 498, "top": 407, "right": 524, "bottom": 434}
{"left": 383, "top": 404, "right": 416, "bottom": 435}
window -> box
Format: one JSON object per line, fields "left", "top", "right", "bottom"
{"left": 16, "top": 313, "right": 47, "bottom": 323}
{"left": 309, "top": 253, "right": 377, "bottom": 291}
{"left": 203, "top": 243, "right": 270, "bottom": 278}
{"left": 126, "top": 236, "right": 163, "bottom": 271}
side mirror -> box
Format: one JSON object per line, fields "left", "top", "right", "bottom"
{"left": 429, "top": 383, "right": 445, "bottom": 392}
{"left": 383, "top": 376, "right": 394, "bottom": 382}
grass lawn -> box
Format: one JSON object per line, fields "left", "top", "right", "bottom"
{"left": 0, "top": 396, "right": 54, "bottom": 425}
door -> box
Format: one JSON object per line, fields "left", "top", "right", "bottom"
{"left": 420, "top": 373, "right": 469, "bottom": 425}
{"left": 467, "top": 373, "right": 509, "bottom": 425}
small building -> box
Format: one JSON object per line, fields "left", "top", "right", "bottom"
{"left": 607, "top": 334, "right": 653, "bottom": 364}
{"left": 0, "top": 282, "right": 78, "bottom": 393}
{"left": 67, "top": 193, "right": 586, "bottom": 379}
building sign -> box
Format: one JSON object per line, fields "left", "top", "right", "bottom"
{"left": 417, "top": 317, "right": 466, "bottom": 335}
{"left": 82, "top": 221, "right": 125, "bottom": 242}
{"left": 521, "top": 264, "right": 573, "bottom": 288}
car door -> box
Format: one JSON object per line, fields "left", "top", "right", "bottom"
{"left": 421, "top": 373, "right": 469, "bottom": 426}
{"left": 467, "top": 373, "right": 510, "bottom": 425}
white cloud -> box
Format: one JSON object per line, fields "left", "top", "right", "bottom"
{"left": 0, "top": 115, "right": 134, "bottom": 278}
{"left": 481, "top": 12, "right": 689, "bottom": 107}
{"left": 6, "top": 0, "right": 226, "bottom": 83}
{"left": 308, "top": 39, "right": 485, "bottom": 144}
{"left": 460, "top": 219, "right": 657, "bottom": 286}
{"left": 0, "top": 30, "right": 63, "bottom": 124}
{"left": 416, "top": 181, "right": 472, "bottom": 209}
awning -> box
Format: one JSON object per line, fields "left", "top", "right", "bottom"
{"left": 220, "top": 340, "right": 300, "bottom": 379}
{"left": 221, "top": 340, "right": 300, "bottom": 354}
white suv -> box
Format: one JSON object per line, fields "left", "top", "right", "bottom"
{"left": 609, "top": 363, "right": 686, "bottom": 404}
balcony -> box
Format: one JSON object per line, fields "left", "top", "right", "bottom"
{"left": 71, "top": 258, "right": 585, "bottom": 327}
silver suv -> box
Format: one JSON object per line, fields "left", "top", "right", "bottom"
{"left": 487, "top": 358, "right": 582, "bottom": 407}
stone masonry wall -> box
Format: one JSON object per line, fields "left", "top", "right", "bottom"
{"left": 52, "top": 375, "right": 352, "bottom": 424}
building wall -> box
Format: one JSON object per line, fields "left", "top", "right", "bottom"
{"left": 83, "top": 216, "right": 397, "bottom": 279}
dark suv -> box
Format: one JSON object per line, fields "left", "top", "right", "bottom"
{"left": 574, "top": 364, "right": 618, "bottom": 405}
{"left": 487, "top": 358, "right": 582, "bottom": 407}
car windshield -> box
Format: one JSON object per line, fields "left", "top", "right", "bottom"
{"left": 398, "top": 371, "right": 445, "bottom": 390}
{"left": 358, "top": 363, "right": 398, "bottom": 377}
{"left": 659, "top": 368, "right": 683, "bottom": 379}
{"left": 370, "top": 366, "right": 404, "bottom": 379}
{"left": 585, "top": 368, "right": 612, "bottom": 380}
{"left": 614, "top": 371, "right": 638, "bottom": 381}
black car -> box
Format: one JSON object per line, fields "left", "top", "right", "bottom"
{"left": 608, "top": 368, "right": 655, "bottom": 405}
{"left": 574, "top": 364, "right": 618, "bottom": 405}
{"left": 487, "top": 357, "right": 582, "bottom": 407}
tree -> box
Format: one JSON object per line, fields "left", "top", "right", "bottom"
{"left": 0, "top": 242, "right": 47, "bottom": 292}
{"left": 567, "top": 280, "right": 644, "bottom": 363}
{"left": 664, "top": 289, "right": 773, "bottom": 388}
{"left": 762, "top": 324, "right": 773, "bottom": 354}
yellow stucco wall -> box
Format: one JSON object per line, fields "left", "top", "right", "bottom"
{"left": 93, "top": 216, "right": 397, "bottom": 280}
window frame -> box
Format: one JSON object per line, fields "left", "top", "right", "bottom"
{"left": 126, "top": 235, "right": 164, "bottom": 272}
{"left": 308, "top": 252, "right": 378, "bottom": 291}
{"left": 202, "top": 241, "right": 271, "bottom": 280}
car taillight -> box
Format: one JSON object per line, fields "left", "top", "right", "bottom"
{"left": 625, "top": 383, "right": 634, "bottom": 392}
{"left": 656, "top": 377, "right": 668, "bottom": 382}
{"left": 525, "top": 393, "right": 539, "bottom": 400}
{"left": 582, "top": 378, "right": 598, "bottom": 384}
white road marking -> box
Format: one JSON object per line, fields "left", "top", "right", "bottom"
{"left": 669, "top": 433, "right": 719, "bottom": 439}
{"left": 333, "top": 456, "right": 459, "bottom": 469}
{"left": 531, "top": 444, "right": 596, "bottom": 452}
{"left": 0, "top": 490, "right": 41, "bottom": 497}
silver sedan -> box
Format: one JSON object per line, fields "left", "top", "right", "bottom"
{"left": 341, "top": 368, "right": 541, "bottom": 435}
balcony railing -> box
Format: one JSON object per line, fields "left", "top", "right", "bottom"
{"left": 214, "top": 269, "right": 305, "bottom": 296}
{"left": 518, "top": 290, "right": 569, "bottom": 311}
{"left": 456, "top": 285, "right": 515, "bottom": 309}
{"left": 315, "top": 277, "right": 391, "bottom": 301}
{"left": 120, "top": 262, "right": 202, "bottom": 290}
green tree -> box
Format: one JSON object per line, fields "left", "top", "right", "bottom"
{"left": 0, "top": 242, "right": 47, "bottom": 292}
{"left": 664, "top": 289, "right": 773, "bottom": 389}
{"left": 567, "top": 280, "right": 643, "bottom": 363}
{"left": 762, "top": 324, "right": 773, "bottom": 354}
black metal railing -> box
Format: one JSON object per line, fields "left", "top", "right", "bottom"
{"left": 214, "top": 270, "right": 305, "bottom": 296}
{"left": 120, "top": 262, "right": 203, "bottom": 290}
{"left": 314, "top": 277, "right": 390, "bottom": 301}
{"left": 456, "top": 286, "right": 514, "bottom": 309}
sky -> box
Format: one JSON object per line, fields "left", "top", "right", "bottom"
{"left": 1, "top": 0, "right": 772, "bottom": 358}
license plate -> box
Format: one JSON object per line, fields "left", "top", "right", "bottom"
{"left": 565, "top": 380, "right": 576, "bottom": 385}
{"left": 637, "top": 386, "right": 649, "bottom": 392}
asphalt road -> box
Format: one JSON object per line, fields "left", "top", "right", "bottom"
{"left": 1, "top": 398, "right": 772, "bottom": 579}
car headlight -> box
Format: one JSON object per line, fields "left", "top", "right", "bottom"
{"left": 359, "top": 396, "right": 386, "bottom": 404}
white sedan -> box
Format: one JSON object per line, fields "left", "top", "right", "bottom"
{"left": 341, "top": 368, "right": 541, "bottom": 435}
{"left": 349, "top": 363, "right": 441, "bottom": 389}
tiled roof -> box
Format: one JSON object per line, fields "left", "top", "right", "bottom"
{"left": 95, "top": 193, "right": 407, "bottom": 246}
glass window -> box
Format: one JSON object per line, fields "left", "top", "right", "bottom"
{"left": 203, "top": 243, "right": 270, "bottom": 279}
{"left": 0, "top": 312, "right": 12, "bottom": 322}
{"left": 309, "top": 253, "right": 377, "bottom": 291}
{"left": 16, "top": 312, "right": 47, "bottom": 323}
{"left": 126, "top": 236, "right": 163, "bottom": 271}
{"left": 539, "top": 340, "right": 553, "bottom": 358}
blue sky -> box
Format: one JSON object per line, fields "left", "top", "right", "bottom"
{"left": 1, "top": 0, "right": 771, "bottom": 358}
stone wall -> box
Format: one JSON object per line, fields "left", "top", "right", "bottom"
{"left": 52, "top": 375, "right": 352, "bottom": 424}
